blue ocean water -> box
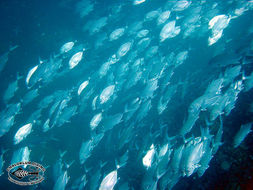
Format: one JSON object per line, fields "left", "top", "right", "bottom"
{"left": 0, "top": 0, "right": 253, "bottom": 189}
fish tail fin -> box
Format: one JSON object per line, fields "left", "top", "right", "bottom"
{"left": 242, "top": 70, "right": 247, "bottom": 80}
{"left": 205, "top": 116, "right": 213, "bottom": 127}
{"left": 115, "top": 159, "right": 120, "bottom": 170}
{"left": 38, "top": 57, "right": 43, "bottom": 64}
{"left": 16, "top": 72, "right": 23, "bottom": 80}
{"left": 59, "top": 150, "right": 67, "bottom": 158}
{"left": 65, "top": 160, "right": 75, "bottom": 169}
{"left": 9, "top": 45, "right": 19, "bottom": 52}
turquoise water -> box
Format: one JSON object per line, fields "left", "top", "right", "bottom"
{"left": 0, "top": 0, "right": 253, "bottom": 189}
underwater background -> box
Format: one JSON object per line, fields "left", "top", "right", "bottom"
{"left": 0, "top": 0, "right": 253, "bottom": 189}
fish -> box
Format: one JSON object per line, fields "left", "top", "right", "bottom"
{"left": 157, "top": 85, "right": 176, "bottom": 115}
{"left": 76, "top": 0, "right": 94, "bottom": 18}
{"left": 38, "top": 95, "right": 55, "bottom": 109}
{"left": 56, "top": 105, "right": 77, "bottom": 127}
{"left": 14, "top": 123, "right": 33, "bottom": 145}
{"left": 145, "top": 9, "right": 161, "bottom": 21}
{"left": 78, "top": 80, "right": 89, "bottom": 95}
{"left": 170, "top": 144, "right": 184, "bottom": 174}
{"left": 79, "top": 140, "right": 93, "bottom": 165}
{"left": 233, "top": 123, "right": 252, "bottom": 148}
{"left": 3, "top": 74, "right": 22, "bottom": 104}
{"left": 79, "top": 135, "right": 104, "bottom": 165}
{"left": 133, "top": 0, "right": 146, "bottom": 5}
{"left": 208, "top": 14, "right": 230, "bottom": 46}
{"left": 160, "top": 21, "right": 181, "bottom": 42}
{"left": 117, "top": 42, "right": 132, "bottom": 58}
{"left": 22, "top": 89, "right": 39, "bottom": 106}
{"left": 173, "top": 0, "right": 191, "bottom": 11}
{"left": 180, "top": 112, "right": 199, "bottom": 136}
{"left": 89, "top": 17, "right": 108, "bottom": 35}
{"left": 137, "top": 37, "right": 151, "bottom": 52}
{"left": 99, "top": 85, "right": 115, "bottom": 104}
{"left": 0, "top": 149, "right": 7, "bottom": 176}
{"left": 244, "top": 71, "right": 253, "bottom": 92}
{"left": 103, "top": 113, "right": 123, "bottom": 132}
{"left": 53, "top": 171, "right": 69, "bottom": 190}
{"left": 185, "top": 141, "right": 204, "bottom": 176}
{"left": 69, "top": 51, "right": 84, "bottom": 69}
{"left": 11, "top": 146, "right": 30, "bottom": 166}
{"left": 137, "top": 29, "right": 149, "bottom": 38}
{"left": 197, "top": 145, "right": 213, "bottom": 177}
{"left": 157, "top": 145, "right": 172, "bottom": 178}
{"left": 92, "top": 95, "right": 98, "bottom": 110}
{"left": 60, "top": 41, "right": 75, "bottom": 53}
{"left": 99, "top": 170, "right": 117, "bottom": 190}
{"left": 42, "top": 119, "right": 50, "bottom": 132}
{"left": 90, "top": 168, "right": 102, "bottom": 190}
{"left": 157, "top": 11, "right": 171, "bottom": 25}
{"left": 142, "top": 78, "right": 158, "bottom": 99}
{"left": 0, "top": 116, "right": 15, "bottom": 138}
{"left": 136, "top": 99, "right": 152, "bottom": 122}
{"left": 141, "top": 167, "right": 158, "bottom": 190}
{"left": 90, "top": 113, "right": 102, "bottom": 130}
{"left": 26, "top": 65, "right": 38, "bottom": 86}
{"left": 142, "top": 144, "right": 155, "bottom": 168}
{"left": 109, "top": 28, "right": 125, "bottom": 41}
{"left": 175, "top": 51, "right": 188, "bottom": 67}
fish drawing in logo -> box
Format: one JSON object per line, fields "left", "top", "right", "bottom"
{"left": 11, "top": 167, "right": 39, "bottom": 180}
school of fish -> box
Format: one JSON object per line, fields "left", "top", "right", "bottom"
{"left": 0, "top": 0, "right": 253, "bottom": 189}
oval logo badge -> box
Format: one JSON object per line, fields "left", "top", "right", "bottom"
{"left": 6, "top": 161, "right": 45, "bottom": 186}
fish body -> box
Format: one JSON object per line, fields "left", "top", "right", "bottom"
{"left": 99, "top": 170, "right": 117, "bottom": 190}
{"left": 26, "top": 65, "right": 38, "bottom": 86}
{"left": 233, "top": 123, "right": 252, "bottom": 148}
{"left": 60, "top": 42, "right": 74, "bottom": 53}
{"left": 14, "top": 123, "right": 33, "bottom": 145}
{"left": 69, "top": 51, "right": 83, "bottom": 69}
